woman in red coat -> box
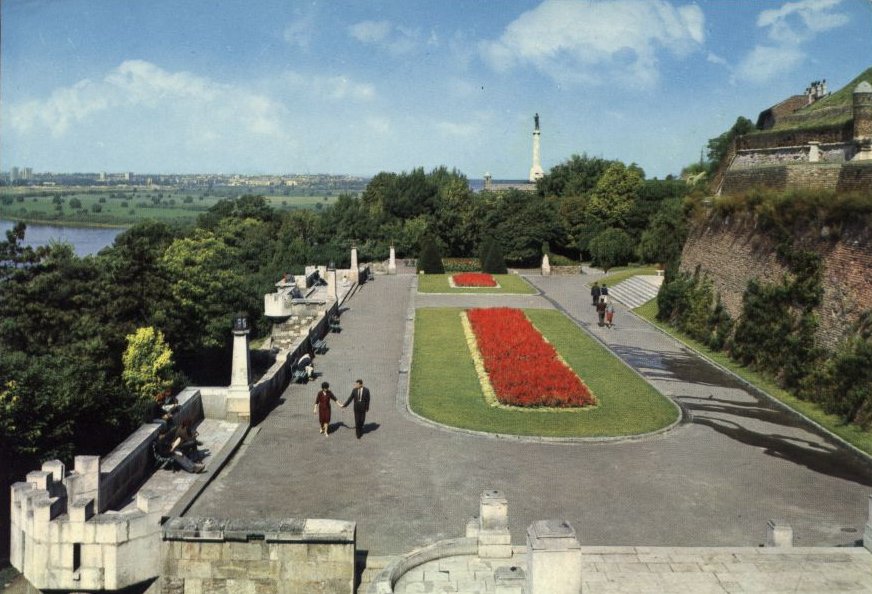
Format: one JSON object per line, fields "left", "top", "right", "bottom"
{"left": 313, "top": 381, "right": 338, "bottom": 436}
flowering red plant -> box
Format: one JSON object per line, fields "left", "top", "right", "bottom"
{"left": 453, "top": 272, "right": 497, "bottom": 287}
{"left": 467, "top": 307, "right": 595, "bottom": 407}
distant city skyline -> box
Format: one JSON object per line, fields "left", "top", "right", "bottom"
{"left": 2, "top": 0, "right": 871, "bottom": 179}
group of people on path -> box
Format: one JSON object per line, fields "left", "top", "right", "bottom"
{"left": 590, "top": 282, "right": 615, "bottom": 328}
{"left": 314, "top": 379, "right": 371, "bottom": 439}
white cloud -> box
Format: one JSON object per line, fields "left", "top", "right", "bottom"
{"left": 348, "top": 20, "right": 392, "bottom": 44}
{"left": 347, "top": 20, "right": 424, "bottom": 55}
{"left": 283, "top": 16, "right": 315, "bottom": 50}
{"left": 707, "top": 53, "right": 728, "bottom": 67}
{"left": 435, "top": 120, "right": 480, "bottom": 138}
{"left": 283, "top": 71, "right": 376, "bottom": 102}
{"left": 733, "top": 45, "right": 805, "bottom": 85}
{"left": 733, "top": 0, "right": 849, "bottom": 84}
{"left": 758, "top": 0, "right": 849, "bottom": 43}
{"left": 9, "top": 60, "right": 286, "bottom": 138}
{"left": 478, "top": 0, "right": 705, "bottom": 87}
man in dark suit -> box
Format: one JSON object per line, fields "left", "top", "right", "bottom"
{"left": 342, "top": 379, "right": 370, "bottom": 439}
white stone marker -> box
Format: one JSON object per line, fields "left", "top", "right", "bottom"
{"left": 526, "top": 520, "right": 582, "bottom": 594}
{"left": 388, "top": 245, "right": 397, "bottom": 275}
{"left": 350, "top": 245, "right": 359, "bottom": 284}
{"left": 541, "top": 253, "right": 551, "bottom": 276}
{"left": 766, "top": 519, "right": 793, "bottom": 547}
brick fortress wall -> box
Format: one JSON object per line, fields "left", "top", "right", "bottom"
{"left": 722, "top": 162, "right": 872, "bottom": 195}
{"left": 680, "top": 214, "right": 872, "bottom": 351}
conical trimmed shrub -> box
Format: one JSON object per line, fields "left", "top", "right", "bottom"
{"left": 417, "top": 237, "right": 445, "bottom": 274}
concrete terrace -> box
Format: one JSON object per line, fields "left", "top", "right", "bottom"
{"left": 187, "top": 272, "right": 872, "bottom": 588}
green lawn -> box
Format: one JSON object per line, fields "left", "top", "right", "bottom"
{"left": 593, "top": 266, "right": 659, "bottom": 287}
{"left": 409, "top": 307, "right": 678, "bottom": 437}
{"left": 417, "top": 274, "right": 537, "bottom": 294}
{"left": 635, "top": 300, "right": 872, "bottom": 456}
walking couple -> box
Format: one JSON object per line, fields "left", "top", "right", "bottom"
{"left": 313, "top": 379, "right": 371, "bottom": 438}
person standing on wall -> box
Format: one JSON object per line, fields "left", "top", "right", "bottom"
{"left": 342, "top": 379, "right": 370, "bottom": 439}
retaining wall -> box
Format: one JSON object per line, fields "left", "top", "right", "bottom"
{"left": 160, "top": 517, "right": 356, "bottom": 594}
{"left": 680, "top": 214, "right": 872, "bottom": 351}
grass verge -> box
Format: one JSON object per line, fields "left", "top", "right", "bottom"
{"left": 592, "top": 266, "right": 659, "bottom": 287}
{"left": 409, "top": 307, "right": 678, "bottom": 437}
{"left": 634, "top": 300, "right": 872, "bottom": 456}
{"left": 417, "top": 274, "right": 537, "bottom": 294}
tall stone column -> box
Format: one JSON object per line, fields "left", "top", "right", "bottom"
{"left": 853, "top": 81, "right": 872, "bottom": 161}
{"left": 226, "top": 315, "right": 252, "bottom": 423}
{"left": 388, "top": 245, "right": 397, "bottom": 275}
{"left": 350, "top": 245, "right": 359, "bottom": 284}
{"left": 529, "top": 113, "right": 544, "bottom": 182}
{"left": 327, "top": 264, "right": 338, "bottom": 301}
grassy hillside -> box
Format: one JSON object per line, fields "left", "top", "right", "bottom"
{"left": 759, "top": 66, "right": 872, "bottom": 133}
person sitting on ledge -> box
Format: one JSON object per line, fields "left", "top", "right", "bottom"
{"left": 295, "top": 352, "right": 315, "bottom": 381}
{"left": 175, "top": 418, "right": 208, "bottom": 462}
{"left": 156, "top": 424, "right": 204, "bottom": 473}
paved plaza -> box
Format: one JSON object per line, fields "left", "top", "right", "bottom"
{"left": 189, "top": 272, "right": 872, "bottom": 561}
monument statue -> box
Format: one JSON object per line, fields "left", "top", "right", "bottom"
{"left": 534, "top": 113, "right": 540, "bottom": 131}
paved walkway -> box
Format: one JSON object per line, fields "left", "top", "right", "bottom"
{"left": 189, "top": 273, "right": 872, "bottom": 560}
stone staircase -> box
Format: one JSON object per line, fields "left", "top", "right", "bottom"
{"left": 606, "top": 275, "right": 663, "bottom": 309}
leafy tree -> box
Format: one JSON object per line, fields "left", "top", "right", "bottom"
{"left": 122, "top": 327, "right": 175, "bottom": 404}
{"left": 484, "top": 190, "right": 563, "bottom": 265}
{"left": 706, "top": 116, "right": 754, "bottom": 171}
{"left": 585, "top": 162, "right": 643, "bottom": 229}
{"left": 637, "top": 199, "right": 687, "bottom": 265}
{"left": 536, "top": 153, "right": 615, "bottom": 198}
{"left": 588, "top": 228, "right": 634, "bottom": 272}
{"left": 69, "top": 197, "right": 82, "bottom": 209}
{"left": 417, "top": 236, "right": 444, "bottom": 274}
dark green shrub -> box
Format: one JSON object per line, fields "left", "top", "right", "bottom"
{"left": 481, "top": 239, "right": 507, "bottom": 274}
{"left": 417, "top": 237, "right": 444, "bottom": 274}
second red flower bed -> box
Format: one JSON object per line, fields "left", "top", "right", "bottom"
{"left": 453, "top": 272, "right": 497, "bottom": 287}
{"left": 467, "top": 307, "right": 595, "bottom": 407}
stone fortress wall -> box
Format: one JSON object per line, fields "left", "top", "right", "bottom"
{"left": 680, "top": 214, "right": 872, "bottom": 352}
{"left": 718, "top": 80, "right": 872, "bottom": 195}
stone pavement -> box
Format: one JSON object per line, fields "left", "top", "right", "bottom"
{"left": 387, "top": 547, "right": 872, "bottom": 593}
{"left": 188, "top": 272, "right": 872, "bottom": 562}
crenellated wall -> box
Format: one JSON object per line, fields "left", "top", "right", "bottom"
{"left": 680, "top": 213, "right": 872, "bottom": 351}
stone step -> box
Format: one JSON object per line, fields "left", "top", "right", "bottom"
{"left": 608, "top": 276, "right": 661, "bottom": 309}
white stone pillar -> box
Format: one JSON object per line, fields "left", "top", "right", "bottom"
{"left": 526, "top": 520, "right": 582, "bottom": 594}
{"left": 327, "top": 266, "right": 338, "bottom": 301}
{"left": 227, "top": 316, "right": 252, "bottom": 423}
{"left": 350, "top": 246, "right": 359, "bottom": 284}
{"left": 541, "top": 253, "right": 551, "bottom": 276}
{"left": 478, "top": 490, "right": 512, "bottom": 558}
{"left": 766, "top": 519, "right": 793, "bottom": 547}
{"left": 808, "top": 141, "right": 820, "bottom": 163}
{"left": 529, "top": 129, "right": 544, "bottom": 182}
{"left": 388, "top": 245, "right": 397, "bottom": 275}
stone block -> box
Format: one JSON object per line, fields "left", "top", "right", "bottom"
{"left": 479, "top": 544, "right": 514, "bottom": 559}
{"left": 27, "top": 470, "right": 52, "bottom": 492}
{"left": 465, "top": 517, "right": 480, "bottom": 538}
{"left": 227, "top": 541, "right": 265, "bottom": 561}
{"left": 82, "top": 543, "right": 104, "bottom": 567}
{"left": 177, "top": 559, "right": 214, "bottom": 579}
{"left": 526, "top": 520, "right": 582, "bottom": 594}
{"left": 184, "top": 578, "right": 204, "bottom": 594}
{"left": 95, "top": 516, "right": 130, "bottom": 544}
{"left": 73, "top": 455, "right": 100, "bottom": 497}
{"left": 41, "top": 460, "right": 66, "bottom": 495}
{"left": 70, "top": 498, "right": 95, "bottom": 523}
{"left": 766, "top": 519, "right": 793, "bottom": 547}
{"left": 77, "top": 566, "right": 105, "bottom": 590}
{"left": 137, "top": 489, "right": 163, "bottom": 514}
{"left": 479, "top": 490, "right": 508, "bottom": 531}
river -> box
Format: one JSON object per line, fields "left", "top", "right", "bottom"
{"left": 0, "top": 219, "right": 124, "bottom": 256}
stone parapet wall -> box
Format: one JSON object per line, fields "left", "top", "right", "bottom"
{"left": 722, "top": 163, "right": 844, "bottom": 195}
{"left": 731, "top": 143, "right": 854, "bottom": 169}
{"left": 160, "top": 517, "right": 355, "bottom": 594}
{"left": 680, "top": 214, "right": 872, "bottom": 351}
{"left": 739, "top": 123, "right": 853, "bottom": 151}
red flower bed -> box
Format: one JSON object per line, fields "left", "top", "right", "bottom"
{"left": 453, "top": 272, "right": 497, "bottom": 287}
{"left": 467, "top": 307, "right": 595, "bottom": 407}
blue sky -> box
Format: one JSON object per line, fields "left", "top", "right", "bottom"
{"left": 2, "top": 0, "right": 871, "bottom": 179}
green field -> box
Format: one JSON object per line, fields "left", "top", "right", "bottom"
{"left": 0, "top": 186, "right": 342, "bottom": 227}
{"left": 417, "top": 273, "right": 537, "bottom": 294}
{"left": 409, "top": 307, "right": 679, "bottom": 437}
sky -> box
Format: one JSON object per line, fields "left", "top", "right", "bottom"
{"left": 2, "top": 0, "right": 871, "bottom": 180}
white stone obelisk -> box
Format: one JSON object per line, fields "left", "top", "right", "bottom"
{"left": 388, "top": 245, "right": 397, "bottom": 275}
{"left": 350, "top": 245, "right": 359, "bottom": 284}
{"left": 529, "top": 112, "right": 544, "bottom": 182}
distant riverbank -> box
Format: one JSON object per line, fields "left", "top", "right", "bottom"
{"left": 0, "top": 219, "right": 123, "bottom": 256}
